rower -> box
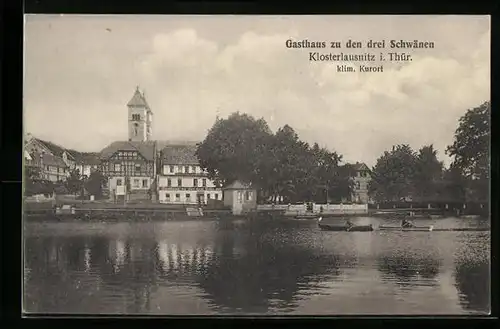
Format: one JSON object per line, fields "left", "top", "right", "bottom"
{"left": 401, "top": 219, "right": 414, "bottom": 228}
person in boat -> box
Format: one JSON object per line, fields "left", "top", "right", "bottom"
{"left": 401, "top": 219, "right": 414, "bottom": 228}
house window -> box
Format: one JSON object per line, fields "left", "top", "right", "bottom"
{"left": 175, "top": 193, "right": 180, "bottom": 202}
{"left": 192, "top": 166, "right": 197, "bottom": 173}
{"left": 186, "top": 193, "right": 191, "bottom": 202}
{"left": 135, "top": 164, "right": 141, "bottom": 172}
{"left": 165, "top": 193, "right": 170, "bottom": 202}
{"left": 237, "top": 191, "right": 243, "bottom": 202}
{"left": 142, "top": 179, "right": 148, "bottom": 188}
{"left": 114, "top": 163, "right": 121, "bottom": 172}
{"left": 207, "top": 194, "right": 211, "bottom": 200}
{"left": 193, "top": 178, "right": 198, "bottom": 187}
{"left": 356, "top": 182, "right": 361, "bottom": 190}
{"left": 117, "top": 179, "right": 123, "bottom": 186}
{"left": 202, "top": 179, "right": 207, "bottom": 187}
{"left": 185, "top": 166, "right": 189, "bottom": 173}
{"left": 177, "top": 178, "right": 182, "bottom": 187}
{"left": 245, "top": 191, "right": 250, "bottom": 201}
{"left": 133, "top": 179, "right": 140, "bottom": 188}
{"left": 215, "top": 193, "right": 219, "bottom": 200}
{"left": 170, "top": 165, "right": 174, "bottom": 173}
{"left": 46, "top": 166, "right": 50, "bottom": 171}
{"left": 167, "top": 178, "right": 171, "bottom": 187}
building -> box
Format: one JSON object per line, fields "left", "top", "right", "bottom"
{"left": 24, "top": 134, "right": 69, "bottom": 182}
{"left": 223, "top": 180, "right": 257, "bottom": 215}
{"left": 157, "top": 144, "right": 222, "bottom": 204}
{"left": 99, "top": 87, "right": 158, "bottom": 201}
{"left": 127, "top": 86, "right": 153, "bottom": 142}
{"left": 65, "top": 150, "right": 101, "bottom": 178}
{"left": 350, "top": 162, "right": 372, "bottom": 204}
{"left": 99, "top": 141, "right": 157, "bottom": 201}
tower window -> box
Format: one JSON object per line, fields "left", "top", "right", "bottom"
{"left": 134, "top": 123, "right": 138, "bottom": 136}
{"left": 132, "top": 114, "right": 140, "bottom": 121}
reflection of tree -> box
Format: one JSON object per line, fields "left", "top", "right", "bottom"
{"left": 377, "top": 253, "right": 441, "bottom": 286}
{"left": 193, "top": 223, "right": 344, "bottom": 313}
{"left": 454, "top": 259, "right": 489, "bottom": 313}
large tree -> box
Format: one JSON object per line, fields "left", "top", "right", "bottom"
{"left": 368, "top": 144, "right": 418, "bottom": 202}
{"left": 65, "top": 169, "right": 83, "bottom": 196}
{"left": 446, "top": 101, "right": 490, "bottom": 202}
{"left": 196, "top": 112, "right": 273, "bottom": 188}
{"left": 413, "top": 145, "right": 444, "bottom": 202}
{"left": 85, "top": 171, "right": 107, "bottom": 199}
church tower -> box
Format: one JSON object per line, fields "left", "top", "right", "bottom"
{"left": 127, "top": 86, "right": 153, "bottom": 142}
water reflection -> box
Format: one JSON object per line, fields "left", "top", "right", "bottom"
{"left": 23, "top": 220, "right": 490, "bottom": 315}
{"left": 377, "top": 254, "right": 441, "bottom": 286}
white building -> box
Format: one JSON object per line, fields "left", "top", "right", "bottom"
{"left": 157, "top": 144, "right": 222, "bottom": 204}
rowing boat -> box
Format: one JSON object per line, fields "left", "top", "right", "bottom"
{"left": 295, "top": 214, "right": 319, "bottom": 220}
{"left": 378, "top": 225, "right": 434, "bottom": 232}
{"left": 319, "top": 223, "right": 374, "bottom": 232}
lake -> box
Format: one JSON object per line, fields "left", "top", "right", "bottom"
{"left": 23, "top": 217, "right": 490, "bottom": 315}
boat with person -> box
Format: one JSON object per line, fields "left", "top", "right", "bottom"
{"left": 378, "top": 225, "right": 434, "bottom": 232}
{"left": 317, "top": 217, "right": 374, "bottom": 232}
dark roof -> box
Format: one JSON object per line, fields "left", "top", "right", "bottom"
{"left": 160, "top": 144, "right": 199, "bottom": 164}
{"left": 100, "top": 141, "right": 156, "bottom": 161}
{"left": 351, "top": 162, "right": 370, "bottom": 171}
{"left": 223, "top": 180, "right": 254, "bottom": 190}
{"left": 156, "top": 140, "right": 199, "bottom": 151}
{"left": 127, "top": 87, "right": 151, "bottom": 110}
{"left": 40, "top": 153, "right": 67, "bottom": 167}
{"left": 36, "top": 138, "right": 67, "bottom": 157}
{"left": 81, "top": 152, "right": 101, "bottom": 165}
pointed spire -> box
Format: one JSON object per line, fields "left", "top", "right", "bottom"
{"left": 127, "top": 86, "right": 150, "bottom": 109}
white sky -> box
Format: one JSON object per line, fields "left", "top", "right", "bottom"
{"left": 24, "top": 15, "right": 490, "bottom": 167}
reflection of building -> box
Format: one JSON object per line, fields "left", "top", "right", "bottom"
{"left": 350, "top": 162, "right": 372, "bottom": 204}
{"left": 157, "top": 144, "right": 221, "bottom": 204}
{"left": 223, "top": 180, "right": 257, "bottom": 215}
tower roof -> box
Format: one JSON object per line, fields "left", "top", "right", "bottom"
{"left": 127, "top": 86, "right": 151, "bottom": 111}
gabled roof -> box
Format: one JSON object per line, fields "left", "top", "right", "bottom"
{"left": 34, "top": 138, "right": 67, "bottom": 157}
{"left": 160, "top": 144, "right": 199, "bottom": 164}
{"left": 40, "top": 153, "right": 67, "bottom": 167}
{"left": 223, "top": 180, "right": 254, "bottom": 190}
{"left": 127, "top": 87, "right": 151, "bottom": 111}
{"left": 351, "top": 162, "right": 370, "bottom": 171}
{"left": 100, "top": 141, "right": 156, "bottom": 161}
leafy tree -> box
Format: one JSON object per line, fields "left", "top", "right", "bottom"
{"left": 413, "top": 145, "right": 444, "bottom": 201}
{"left": 65, "top": 169, "right": 83, "bottom": 196}
{"left": 446, "top": 101, "right": 490, "bottom": 202}
{"left": 85, "top": 171, "right": 107, "bottom": 198}
{"left": 196, "top": 112, "right": 273, "bottom": 188}
{"left": 368, "top": 144, "right": 418, "bottom": 202}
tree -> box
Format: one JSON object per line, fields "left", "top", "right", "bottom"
{"left": 65, "top": 169, "right": 83, "bottom": 196}
{"left": 85, "top": 171, "right": 107, "bottom": 198}
{"left": 196, "top": 112, "right": 273, "bottom": 188}
{"left": 368, "top": 144, "right": 418, "bottom": 202}
{"left": 413, "top": 145, "right": 444, "bottom": 202}
{"left": 446, "top": 101, "right": 490, "bottom": 202}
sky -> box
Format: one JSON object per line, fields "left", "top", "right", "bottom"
{"left": 24, "top": 15, "right": 490, "bottom": 167}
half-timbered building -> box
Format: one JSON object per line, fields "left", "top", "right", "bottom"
{"left": 99, "top": 141, "right": 157, "bottom": 201}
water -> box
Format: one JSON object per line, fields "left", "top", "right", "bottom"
{"left": 23, "top": 217, "right": 490, "bottom": 315}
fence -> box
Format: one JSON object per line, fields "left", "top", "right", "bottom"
{"left": 257, "top": 203, "right": 368, "bottom": 216}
